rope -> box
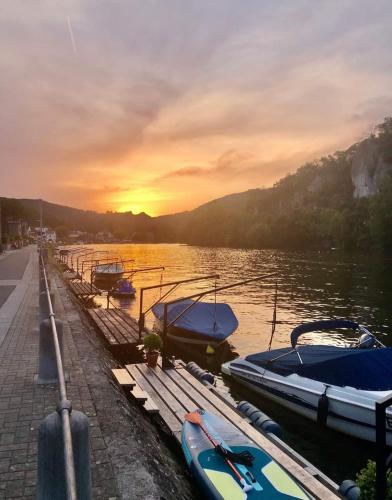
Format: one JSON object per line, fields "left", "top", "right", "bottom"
{"left": 213, "top": 276, "right": 217, "bottom": 331}
{"left": 267, "top": 281, "right": 278, "bottom": 351}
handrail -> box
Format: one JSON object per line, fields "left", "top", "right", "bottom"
{"left": 40, "top": 254, "right": 77, "bottom": 500}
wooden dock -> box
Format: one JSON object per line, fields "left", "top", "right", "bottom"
{"left": 69, "top": 280, "right": 101, "bottom": 297}
{"left": 113, "top": 360, "right": 339, "bottom": 500}
{"left": 87, "top": 307, "right": 142, "bottom": 348}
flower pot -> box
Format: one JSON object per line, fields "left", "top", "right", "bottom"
{"left": 146, "top": 351, "right": 159, "bottom": 368}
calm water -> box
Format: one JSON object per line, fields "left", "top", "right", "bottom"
{"left": 76, "top": 243, "right": 392, "bottom": 482}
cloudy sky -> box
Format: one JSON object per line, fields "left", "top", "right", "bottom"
{"left": 1, "top": 1, "right": 392, "bottom": 215}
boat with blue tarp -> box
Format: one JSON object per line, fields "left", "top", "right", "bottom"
{"left": 111, "top": 278, "right": 136, "bottom": 298}
{"left": 222, "top": 319, "right": 392, "bottom": 444}
{"left": 152, "top": 299, "right": 238, "bottom": 348}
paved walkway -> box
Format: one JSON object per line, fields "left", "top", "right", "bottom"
{"left": 0, "top": 249, "right": 193, "bottom": 499}
{"left": 0, "top": 247, "right": 34, "bottom": 347}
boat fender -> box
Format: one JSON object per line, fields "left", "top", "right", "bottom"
{"left": 186, "top": 362, "right": 215, "bottom": 385}
{"left": 237, "top": 401, "right": 282, "bottom": 438}
{"left": 317, "top": 391, "right": 329, "bottom": 426}
{"left": 338, "top": 479, "right": 360, "bottom": 500}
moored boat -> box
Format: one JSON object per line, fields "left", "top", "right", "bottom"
{"left": 111, "top": 278, "right": 136, "bottom": 298}
{"left": 92, "top": 262, "right": 124, "bottom": 289}
{"left": 152, "top": 299, "right": 238, "bottom": 349}
{"left": 222, "top": 319, "right": 392, "bottom": 444}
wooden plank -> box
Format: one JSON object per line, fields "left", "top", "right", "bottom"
{"left": 163, "top": 366, "right": 228, "bottom": 420}
{"left": 70, "top": 280, "right": 99, "bottom": 296}
{"left": 126, "top": 364, "right": 183, "bottom": 434}
{"left": 111, "top": 369, "right": 135, "bottom": 388}
{"left": 112, "top": 308, "right": 139, "bottom": 335}
{"left": 112, "top": 310, "right": 140, "bottom": 340}
{"left": 87, "top": 309, "right": 118, "bottom": 345}
{"left": 130, "top": 385, "right": 148, "bottom": 402}
{"left": 94, "top": 310, "right": 127, "bottom": 344}
{"left": 140, "top": 364, "right": 197, "bottom": 415}
{"left": 176, "top": 368, "right": 337, "bottom": 499}
{"left": 143, "top": 398, "right": 160, "bottom": 414}
{"left": 134, "top": 364, "right": 188, "bottom": 417}
{"left": 103, "top": 310, "right": 137, "bottom": 343}
{"left": 96, "top": 309, "right": 128, "bottom": 343}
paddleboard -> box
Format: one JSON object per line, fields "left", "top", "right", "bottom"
{"left": 182, "top": 410, "right": 311, "bottom": 499}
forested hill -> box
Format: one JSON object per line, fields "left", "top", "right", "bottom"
{"left": 0, "top": 198, "right": 153, "bottom": 241}
{"left": 158, "top": 117, "right": 392, "bottom": 250}
{"left": 2, "top": 117, "right": 392, "bottom": 250}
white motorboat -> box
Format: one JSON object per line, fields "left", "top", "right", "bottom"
{"left": 222, "top": 320, "right": 392, "bottom": 444}
{"left": 92, "top": 262, "right": 124, "bottom": 289}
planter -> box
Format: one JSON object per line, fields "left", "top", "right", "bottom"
{"left": 146, "top": 351, "right": 159, "bottom": 368}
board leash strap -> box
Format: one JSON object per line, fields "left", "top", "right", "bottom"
{"left": 215, "top": 444, "right": 254, "bottom": 466}
{"left": 202, "top": 418, "right": 263, "bottom": 492}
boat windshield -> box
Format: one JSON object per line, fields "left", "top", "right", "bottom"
{"left": 245, "top": 345, "right": 392, "bottom": 391}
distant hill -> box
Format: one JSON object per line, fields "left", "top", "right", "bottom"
{"left": 2, "top": 117, "right": 392, "bottom": 250}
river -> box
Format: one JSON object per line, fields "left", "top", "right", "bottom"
{"left": 76, "top": 243, "right": 392, "bottom": 483}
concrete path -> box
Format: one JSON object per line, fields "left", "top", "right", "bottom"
{"left": 0, "top": 247, "right": 35, "bottom": 347}
{"left": 0, "top": 250, "right": 193, "bottom": 499}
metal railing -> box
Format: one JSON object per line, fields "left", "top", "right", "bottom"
{"left": 40, "top": 254, "right": 78, "bottom": 500}
{"left": 376, "top": 393, "right": 392, "bottom": 500}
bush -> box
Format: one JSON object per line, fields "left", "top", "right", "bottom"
{"left": 143, "top": 333, "right": 162, "bottom": 352}
{"left": 356, "top": 460, "right": 392, "bottom": 499}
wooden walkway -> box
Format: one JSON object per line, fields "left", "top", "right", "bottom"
{"left": 87, "top": 308, "right": 141, "bottom": 347}
{"left": 113, "top": 361, "right": 338, "bottom": 500}
{"left": 69, "top": 280, "right": 100, "bottom": 297}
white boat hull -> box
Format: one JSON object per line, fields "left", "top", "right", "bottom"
{"left": 222, "top": 359, "right": 392, "bottom": 445}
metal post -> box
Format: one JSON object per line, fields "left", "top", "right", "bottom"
{"left": 161, "top": 304, "right": 171, "bottom": 369}
{"left": 38, "top": 410, "right": 91, "bottom": 499}
{"left": 375, "top": 398, "right": 389, "bottom": 500}
{"left": 138, "top": 289, "right": 144, "bottom": 338}
{"left": 36, "top": 319, "right": 64, "bottom": 384}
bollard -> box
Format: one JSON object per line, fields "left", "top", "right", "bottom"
{"left": 37, "top": 410, "right": 92, "bottom": 499}
{"left": 39, "top": 291, "right": 55, "bottom": 323}
{"left": 39, "top": 276, "right": 51, "bottom": 294}
{"left": 36, "top": 319, "right": 64, "bottom": 384}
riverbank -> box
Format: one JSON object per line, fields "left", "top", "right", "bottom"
{"left": 0, "top": 246, "right": 194, "bottom": 499}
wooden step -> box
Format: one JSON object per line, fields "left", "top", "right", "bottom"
{"left": 143, "top": 398, "right": 160, "bottom": 414}
{"left": 130, "top": 385, "right": 148, "bottom": 402}
{"left": 111, "top": 368, "right": 135, "bottom": 388}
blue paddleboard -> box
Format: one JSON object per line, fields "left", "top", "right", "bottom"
{"left": 182, "top": 410, "right": 310, "bottom": 499}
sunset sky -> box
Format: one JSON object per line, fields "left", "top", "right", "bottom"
{"left": 1, "top": 1, "right": 392, "bottom": 216}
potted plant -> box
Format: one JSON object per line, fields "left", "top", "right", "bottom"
{"left": 143, "top": 333, "right": 163, "bottom": 368}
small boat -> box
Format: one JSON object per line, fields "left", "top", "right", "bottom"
{"left": 111, "top": 279, "right": 136, "bottom": 298}
{"left": 182, "top": 409, "right": 310, "bottom": 499}
{"left": 152, "top": 299, "right": 238, "bottom": 349}
{"left": 222, "top": 319, "right": 392, "bottom": 444}
{"left": 93, "top": 262, "right": 124, "bottom": 288}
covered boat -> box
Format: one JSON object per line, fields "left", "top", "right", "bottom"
{"left": 152, "top": 299, "right": 238, "bottom": 348}
{"left": 93, "top": 262, "right": 124, "bottom": 289}
{"left": 222, "top": 319, "right": 392, "bottom": 444}
{"left": 111, "top": 278, "right": 136, "bottom": 298}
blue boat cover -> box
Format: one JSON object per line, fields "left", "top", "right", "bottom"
{"left": 117, "top": 280, "right": 134, "bottom": 293}
{"left": 152, "top": 300, "right": 238, "bottom": 341}
{"left": 290, "top": 320, "right": 359, "bottom": 348}
{"left": 246, "top": 346, "right": 392, "bottom": 390}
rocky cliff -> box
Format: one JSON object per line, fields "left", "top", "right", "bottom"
{"left": 351, "top": 138, "right": 392, "bottom": 198}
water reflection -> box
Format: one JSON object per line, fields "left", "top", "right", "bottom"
{"left": 74, "top": 243, "right": 392, "bottom": 481}
{"left": 78, "top": 243, "right": 391, "bottom": 353}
